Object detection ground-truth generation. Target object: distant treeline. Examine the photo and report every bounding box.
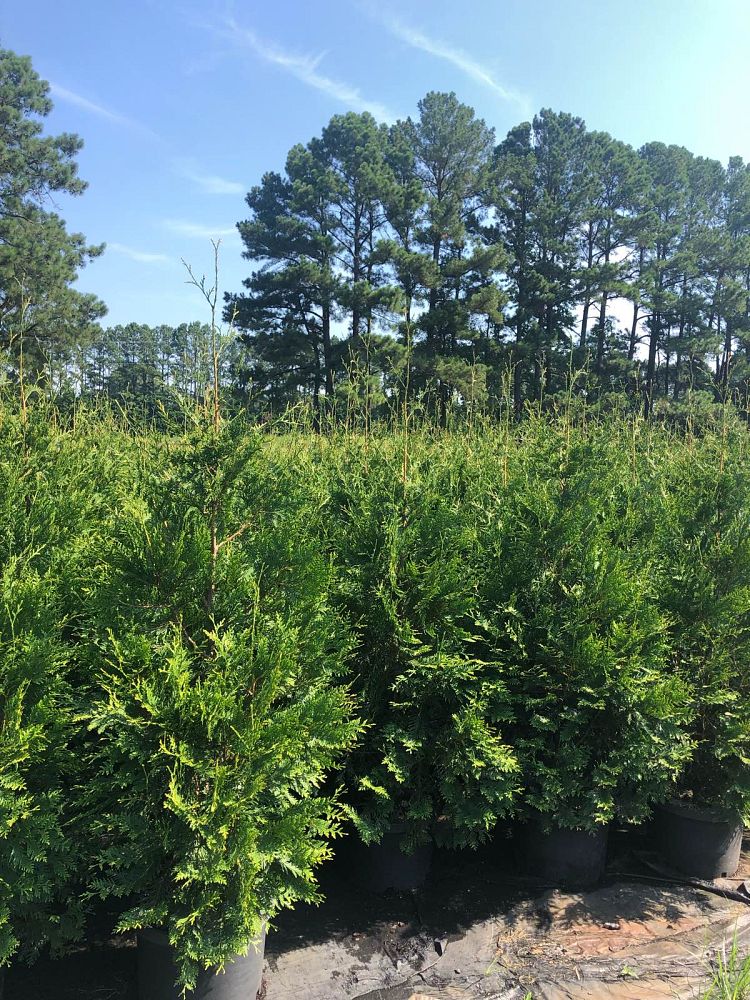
[2,45,749,419]
[51,322,245,414]
[226,95,750,419]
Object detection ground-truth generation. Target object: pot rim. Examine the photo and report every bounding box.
[660,797,743,825]
[525,812,610,837]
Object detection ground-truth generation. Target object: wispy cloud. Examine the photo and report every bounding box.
[178,166,245,196]
[109,242,171,264]
[219,17,395,122]
[375,13,530,114]
[50,82,157,136]
[164,219,238,240]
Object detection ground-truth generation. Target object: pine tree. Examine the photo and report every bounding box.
[0,48,105,380]
[229,152,341,416]
[404,92,499,415]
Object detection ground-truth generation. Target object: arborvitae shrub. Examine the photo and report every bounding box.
[0,407,99,968]
[476,420,693,830]
[80,417,361,990]
[0,567,82,966]
[648,423,750,814]
[4,390,750,983]
[324,435,519,849]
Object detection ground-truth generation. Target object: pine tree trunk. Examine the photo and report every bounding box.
[596,235,611,375]
[629,302,641,361]
[596,290,607,374]
[580,228,594,348]
[424,236,442,369]
[514,314,523,418]
[312,337,322,423]
[322,301,334,400]
[722,316,732,395]
[628,247,645,361]
[580,297,590,348]
[674,277,688,400]
[352,209,362,343]
[644,312,659,418]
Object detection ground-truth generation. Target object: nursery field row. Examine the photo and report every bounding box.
[2,400,750,995]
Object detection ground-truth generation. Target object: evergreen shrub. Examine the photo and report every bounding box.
[648,422,750,816]
[79,418,361,990]
[475,419,693,831]
[0,408,102,968]
[324,434,520,849]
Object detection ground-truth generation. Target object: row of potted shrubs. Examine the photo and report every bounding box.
[3,404,750,997]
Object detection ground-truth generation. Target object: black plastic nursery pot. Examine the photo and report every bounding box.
[521,819,609,888]
[137,926,266,1000]
[654,799,743,879]
[343,823,433,893]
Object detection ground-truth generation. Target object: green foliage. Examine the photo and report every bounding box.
[2,386,750,985]
[0,405,109,967]
[220,90,750,420]
[1,44,749,975]
[79,415,361,989]
[476,419,693,830]
[323,434,520,848]
[0,48,105,377]
[0,48,85,213]
[701,927,750,1000]
[1,45,750,417]
[646,420,750,813]
[0,565,81,966]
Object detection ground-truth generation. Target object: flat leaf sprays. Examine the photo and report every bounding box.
[325,432,520,851]
[476,416,692,834]
[81,415,361,991]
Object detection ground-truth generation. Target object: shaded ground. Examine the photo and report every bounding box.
[7,830,750,1000]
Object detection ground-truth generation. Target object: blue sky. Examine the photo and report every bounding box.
[5,0,750,327]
